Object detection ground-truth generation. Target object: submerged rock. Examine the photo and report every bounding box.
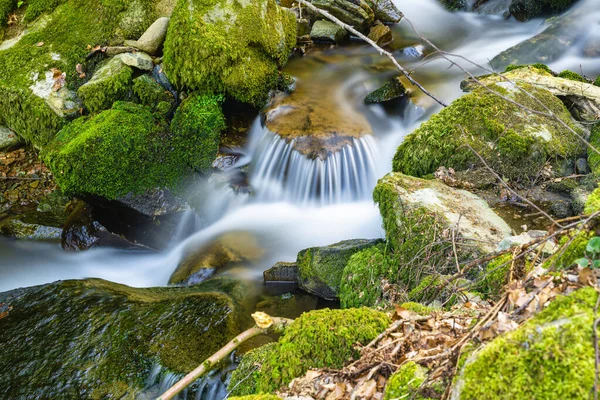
[124,16,170,56]
[0,126,21,151]
[163,0,296,106]
[297,238,383,300]
[364,76,407,104]
[228,308,390,396]
[0,278,244,399]
[451,287,597,399]
[170,232,265,285]
[393,74,584,182]
[310,20,348,43]
[509,0,577,21]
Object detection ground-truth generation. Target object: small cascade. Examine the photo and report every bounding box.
[249,127,381,206]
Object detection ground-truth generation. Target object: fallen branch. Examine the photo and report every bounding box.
[295,0,448,107]
[157,312,294,400]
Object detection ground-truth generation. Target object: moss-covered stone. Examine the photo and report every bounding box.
[440,0,466,11]
[557,69,587,82]
[504,63,553,75]
[588,123,600,174]
[297,239,383,300]
[0,278,242,399]
[339,243,400,308]
[364,76,407,104]
[393,81,583,182]
[310,0,374,32]
[132,74,175,112]
[595,76,600,87]
[584,187,600,214]
[0,0,158,147]
[170,92,226,172]
[0,0,16,28]
[43,99,223,200]
[509,0,575,21]
[228,308,390,396]
[383,361,430,400]
[77,56,134,113]
[541,230,593,270]
[163,0,296,107]
[452,287,597,399]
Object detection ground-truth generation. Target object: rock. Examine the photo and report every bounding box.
[310,20,348,43]
[0,1,157,148]
[364,76,407,104]
[394,70,585,182]
[77,56,133,113]
[308,0,375,33]
[496,230,556,255]
[0,278,243,399]
[116,187,186,218]
[451,287,597,399]
[132,74,176,113]
[163,0,296,106]
[0,217,62,240]
[124,17,170,55]
[264,262,299,283]
[296,238,383,300]
[364,0,402,23]
[576,158,590,174]
[170,232,265,285]
[440,0,467,11]
[29,70,83,119]
[228,308,390,396]
[551,199,574,218]
[296,18,311,37]
[374,173,512,258]
[119,51,154,71]
[43,99,224,200]
[367,21,392,45]
[473,0,511,16]
[0,126,21,151]
[509,0,576,21]
[462,65,600,122]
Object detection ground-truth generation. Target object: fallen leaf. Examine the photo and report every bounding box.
[579,267,597,286]
[36,42,44,47]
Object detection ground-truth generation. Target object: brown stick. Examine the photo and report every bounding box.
[295,0,448,107]
[157,313,294,400]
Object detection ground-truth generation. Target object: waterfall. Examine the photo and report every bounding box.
[248,127,380,206]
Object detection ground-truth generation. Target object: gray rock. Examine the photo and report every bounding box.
[117,188,186,217]
[124,17,169,55]
[551,200,574,218]
[119,52,154,71]
[365,0,402,23]
[0,218,62,241]
[29,70,83,118]
[264,262,299,283]
[576,158,590,174]
[364,76,407,104]
[0,126,21,151]
[367,20,392,45]
[297,238,384,300]
[310,20,348,43]
[473,0,511,17]
[309,0,374,33]
[496,230,556,256]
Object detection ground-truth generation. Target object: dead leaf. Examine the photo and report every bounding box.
[579,267,597,286]
[36,42,44,47]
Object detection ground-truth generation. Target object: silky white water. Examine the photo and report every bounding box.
[1,0,599,293]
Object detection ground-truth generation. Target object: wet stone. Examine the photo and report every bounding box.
[264,262,299,283]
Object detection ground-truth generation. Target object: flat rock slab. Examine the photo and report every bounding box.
[124,17,169,55]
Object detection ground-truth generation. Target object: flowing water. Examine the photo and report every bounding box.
[2,0,599,291]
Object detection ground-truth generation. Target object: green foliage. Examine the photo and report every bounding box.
[228,308,390,396]
[572,237,600,269]
[476,254,513,298]
[0,0,157,147]
[557,70,586,82]
[392,83,582,182]
[23,0,65,22]
[339,244,400,308]
[170,92,226,172]
[0,278,240,399]
[585,187,600,214]
[542,231,593,270]
[594,76,600,87]
[383,361,430,400]
[504,63,553,74]
[77,56,134,113]
[399,302,438,314]
[456,287,597,399]
[0,0,16,27]
[163,0,296,107]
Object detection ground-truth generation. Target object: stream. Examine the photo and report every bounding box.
[1,0,599,308]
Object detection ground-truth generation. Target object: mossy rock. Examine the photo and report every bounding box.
[228,307,390,396]
[595,76,600,87]
[297,238,383,300]
[451,286,598,399]
[132,74,175,113]
[163,0,296,107]
[557,69,587,83]
[509,0,576,21]
[339,243,400,308]
[77,55,134,113]
[393,80,583,182]
[373,173,511,288]
[364,76,407,104]
[0,0,159,148]
[440,0,467,11]
[588,123,600,174]
[383,361,432,400]
[309,0,374,33]
[43,100,224,200]
[0,278,243,399]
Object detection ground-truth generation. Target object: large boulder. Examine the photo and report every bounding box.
[163,0,296,107]
[0,0,160,148]
[297,238,383,300]
[228,308,390,396]
[0,278,245,399]
[393,74,584,182]
[451,287,597,399]
[43,98,224,200]
[77,55,134,113]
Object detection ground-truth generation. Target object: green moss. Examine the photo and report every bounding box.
[23,0,65,22]
[585,187,600,214]
[340,244,400,308]
[504,63,553,74]
[0,0,157,147]
[132,74,175,112]
[588,123,600,174]
[228,308,390,396]
[229,396,282,400]
[77,56,134,113]
[0,0,16,27]
[399,302,438,315]
[229,343,278,397]
[455,287,597,399]
[476,254,513,298]
[557,69,587,82]
[392,83,583,182]
[542,231,593,270]
[170,92,226,172]
[441,0,466,11]
[0,278,241,399]
[594,76,600,87]
[383,361,430,400]
[163,0,296,107]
